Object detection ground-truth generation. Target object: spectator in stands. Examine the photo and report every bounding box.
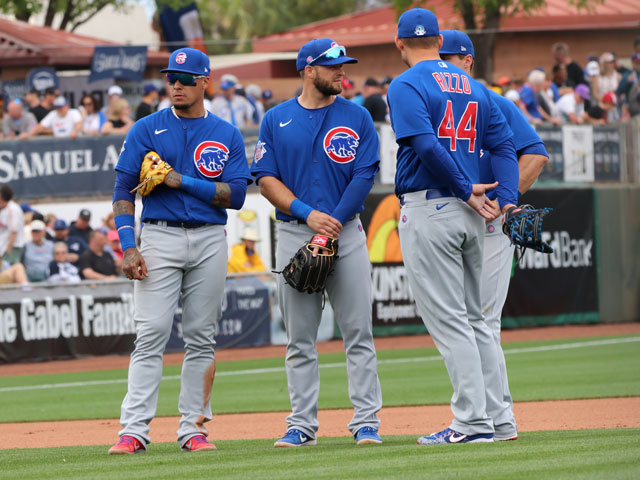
[520,70,561,125]
[210,73,255,128]
[552,42,586,87]
[340,77,358,101]
[597,52,621,103]
[261,89,277,112]
[44,213,56,241]
[69,208,93,244]
[0,185,25,265]
[21,219,54,282]
[53,219,87,264]
[135,83,158,121]
[104,85,123,117]
[157,86,171,111]
[556,84,590,124]
[616,53,640,120]
[77,230,117,280]
[47,242,81,283]
[362,77,388,122]
[103,212,116,232]
[227,229,266,273]
[537,74,559,121]
[245,83,265,124]
[106,229,123,274]
[0,259,28,286]
[23,96,82,139]
[80,94,106,135]
[497,76,511,94]
[24,89,44,122]
[585,59,601,102]
[32,87,56,123]
[2,99,37,140]
[102,98,134,135]
[587,91,620,124]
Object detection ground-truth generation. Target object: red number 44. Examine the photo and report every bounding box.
[437,100,478,153]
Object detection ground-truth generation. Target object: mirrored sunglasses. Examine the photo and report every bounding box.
[166,73,206,87]
[307,45,346,66]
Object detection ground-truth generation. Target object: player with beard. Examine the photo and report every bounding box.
[251,38,383,447]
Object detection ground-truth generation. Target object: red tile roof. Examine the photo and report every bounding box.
[253,0,640,52]
[0,17,169,67]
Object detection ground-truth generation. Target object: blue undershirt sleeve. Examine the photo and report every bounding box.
[331,177,374,225]
[228,179,248,210]
[112,171,138,203]
[489,139,519,208]
[408,134,472,201]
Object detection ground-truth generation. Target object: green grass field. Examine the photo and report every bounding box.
[1,335,638,423]
[1,333,639,479]
[0,430,638,480]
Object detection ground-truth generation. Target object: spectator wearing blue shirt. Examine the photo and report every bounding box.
[519,70,561,125]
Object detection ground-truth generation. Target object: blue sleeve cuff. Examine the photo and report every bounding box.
[290,199,313,221]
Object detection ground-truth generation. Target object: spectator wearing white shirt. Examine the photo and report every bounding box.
[556,84,590,124]
[80,94,106,135]
[48,242,81,283]
[0,185,25,265]
[597,52,621,102]
[24,96,82,139]
[210,73,254,127]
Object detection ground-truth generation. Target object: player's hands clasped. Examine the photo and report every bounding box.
[122,248,149,280]
[466,182,499,220]
[306,210,342,238]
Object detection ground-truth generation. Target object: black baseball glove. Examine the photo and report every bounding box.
[279,235,339,294]
[502,204,554,261]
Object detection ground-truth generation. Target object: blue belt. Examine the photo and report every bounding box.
[147,219,208,229]
[399,188,453,206]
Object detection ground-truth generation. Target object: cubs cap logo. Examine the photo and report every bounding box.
[194,141,229,178]
[176,52,187,64]
[414,25,426,36]
[323,126,359,163]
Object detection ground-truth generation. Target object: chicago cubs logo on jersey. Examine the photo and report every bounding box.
[323,127,359,163]
[176,52,187,64]
[194,141,229,178]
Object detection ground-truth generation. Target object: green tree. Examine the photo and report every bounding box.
[392,0,601,81]
[0,0,128,31]
[198,0,373,54]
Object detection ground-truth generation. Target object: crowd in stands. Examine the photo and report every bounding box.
[0,185,122,287]
[2,36,636,139]
[493,39,640,126]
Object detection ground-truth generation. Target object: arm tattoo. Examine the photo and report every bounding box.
[211,182,231,208]
[165,170,182,189]
[113,200,135,215]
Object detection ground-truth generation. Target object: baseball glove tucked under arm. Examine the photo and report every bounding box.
[502,204,554,261]
[278,235,339,294]
[130,151,174,196]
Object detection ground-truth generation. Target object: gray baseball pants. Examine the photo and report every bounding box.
[276,217,382,438]
[397,191,512,435]
[118,222,227,447]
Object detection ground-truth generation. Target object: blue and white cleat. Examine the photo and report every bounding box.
[417,428,494,445]
[355,426,382,445]
[274,429,317,447]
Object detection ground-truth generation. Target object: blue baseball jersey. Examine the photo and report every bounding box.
[479,90,549,184]
[116,108,252,224]
[519,84,542,119]
[387,60,513,196]
[250,96,379,221]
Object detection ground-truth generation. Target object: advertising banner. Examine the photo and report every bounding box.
[563,125,595,182]
[89,46,148,83]
[536,125,564,181]
[503,188,599,325]
[593,126,623,182]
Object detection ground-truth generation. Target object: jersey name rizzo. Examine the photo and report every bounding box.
[432,72,472,95]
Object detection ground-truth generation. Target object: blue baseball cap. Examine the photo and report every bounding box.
[397,8,439,39]
[439,30,475,59]
[161,48,210,76]
[54,219,68,230]
[143,82,158,95]
[296,38,358,72]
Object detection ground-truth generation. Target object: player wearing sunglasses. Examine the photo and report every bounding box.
[109,47,252,455]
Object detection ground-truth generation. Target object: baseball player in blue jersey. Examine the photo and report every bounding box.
[439,29,549,442]
[387,9,520,445]
[108,48,252,454]
[251,38,383,447]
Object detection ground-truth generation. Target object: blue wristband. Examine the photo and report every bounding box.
[114,214,136,251]
[181,174,217,204]
[289,199,313,221]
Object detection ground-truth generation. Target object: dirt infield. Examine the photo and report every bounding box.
[1,322,638,450]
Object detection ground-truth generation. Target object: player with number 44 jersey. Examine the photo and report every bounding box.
[387,8,519,446]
